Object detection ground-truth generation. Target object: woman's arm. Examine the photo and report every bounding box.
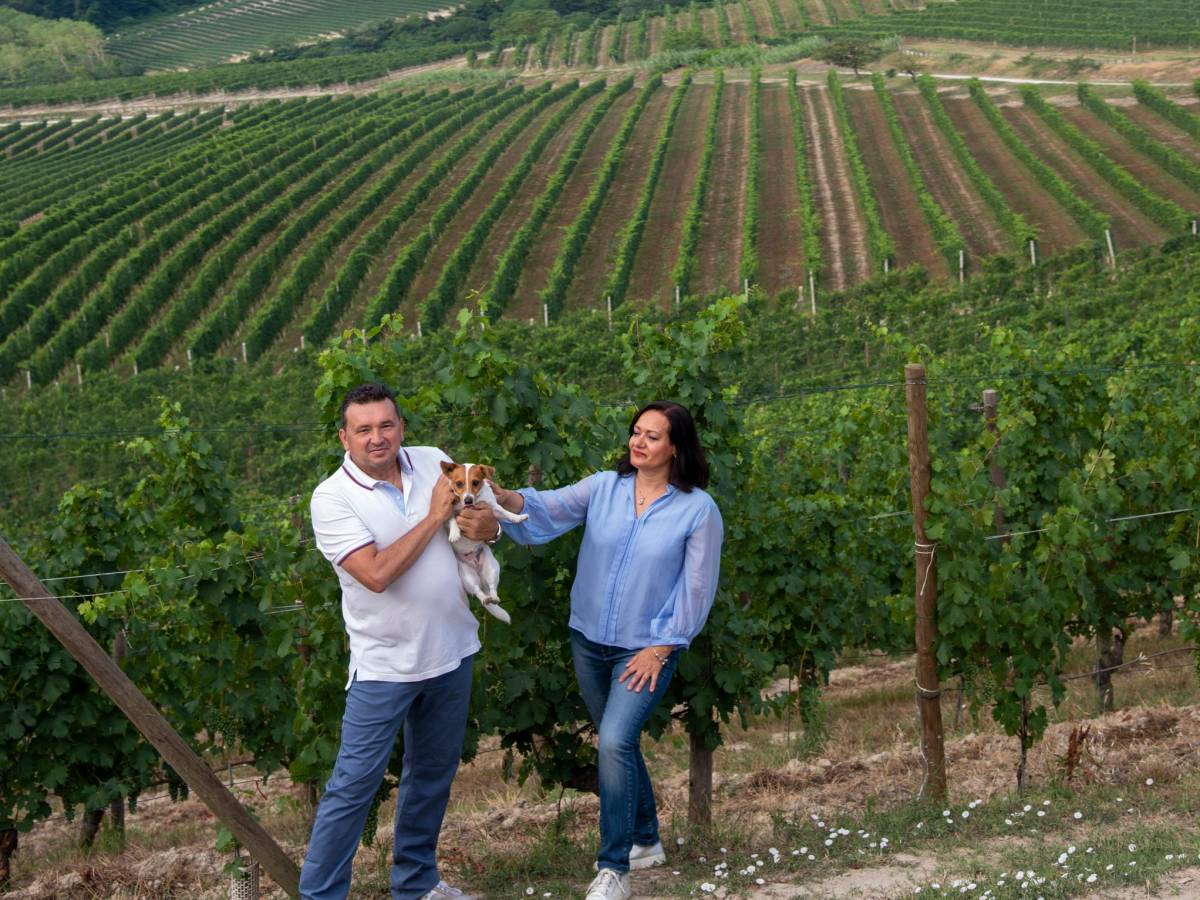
[650,502,724,647]
[490,472,599,545]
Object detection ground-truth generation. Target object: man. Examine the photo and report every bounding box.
[300,382,500,900]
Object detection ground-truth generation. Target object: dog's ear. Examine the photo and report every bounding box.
[440,460,457,475]
[478,465,495,480]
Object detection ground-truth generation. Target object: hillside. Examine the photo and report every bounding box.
[1,71,1198,392]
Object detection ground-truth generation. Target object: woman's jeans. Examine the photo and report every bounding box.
[570,628,679,874]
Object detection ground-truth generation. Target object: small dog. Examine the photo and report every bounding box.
[440,461,528,625]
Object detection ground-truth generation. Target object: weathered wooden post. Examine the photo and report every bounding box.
[905,363,947,801]
[0,537,301,898]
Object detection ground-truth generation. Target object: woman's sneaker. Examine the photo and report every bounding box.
[592,842,667,872]
[585,868,631,900]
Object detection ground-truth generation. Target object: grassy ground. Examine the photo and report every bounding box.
[4,620,1199,899]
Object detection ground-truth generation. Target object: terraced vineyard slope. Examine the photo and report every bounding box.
[106,0,462,70]
[2,74,1199,386]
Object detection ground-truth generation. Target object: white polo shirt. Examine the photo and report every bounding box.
[310,445,480,686]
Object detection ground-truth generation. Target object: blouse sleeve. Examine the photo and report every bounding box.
[650,500,724,647]
[500,472,598,545]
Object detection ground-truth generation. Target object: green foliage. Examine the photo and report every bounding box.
[787,70,823,283]
[741,68,762,284]
[672,70,724,296]
[1133,80,1200,143]
[0,7,115,85]
[814,38,883,75]
[871,72,964,271]
[917,75,1035,249]
[1077,83,1200,196]
[420,81,600,332]
[483,77,633,319]
[539,74,661,319]
[967,79,1109,239]
[604,72,692,308]
[827,70,894,271]
[1023,85,1190,233]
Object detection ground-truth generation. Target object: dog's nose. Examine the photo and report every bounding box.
[463,495,475,506]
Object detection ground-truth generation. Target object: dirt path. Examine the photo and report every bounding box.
[1003,104,1169,248]
[457,92,604,319]
[0,56,471,122]
[1060,102,1200,213]
[843,87,945,277]
[940,90,1085,256]
[696,80,749,296]
[509,90,638,321]
[803,83,871,289]
[892,88,1011,260]
[756,82,807,294]
[565,86,672,311]
[626,82,710,307]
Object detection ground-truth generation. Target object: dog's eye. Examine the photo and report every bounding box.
[455,481,464,488]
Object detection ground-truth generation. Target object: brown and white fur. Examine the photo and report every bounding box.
[440,461,528,625]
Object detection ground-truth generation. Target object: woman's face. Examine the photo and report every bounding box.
[629,410,673,473]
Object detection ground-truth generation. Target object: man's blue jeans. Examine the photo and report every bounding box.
[299,656,474,900]
[570,629,678,874]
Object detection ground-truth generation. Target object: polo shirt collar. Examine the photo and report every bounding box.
[341,448,413,491]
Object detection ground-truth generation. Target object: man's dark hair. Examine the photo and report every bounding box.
[615,400,710,491]
[339,383,401,429]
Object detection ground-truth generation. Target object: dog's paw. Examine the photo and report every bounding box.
[482,600,512,625]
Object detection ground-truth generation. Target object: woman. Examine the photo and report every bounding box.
[490,401,723,900]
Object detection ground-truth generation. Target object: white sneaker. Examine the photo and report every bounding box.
[629,841,666,870]
[419,881,476,900]
[593,842,667,872]
[585,868,631,900]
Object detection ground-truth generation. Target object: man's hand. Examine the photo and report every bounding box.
[457,503,499,542]
[428,476,457,525]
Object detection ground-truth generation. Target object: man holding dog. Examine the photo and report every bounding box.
[300,382,499,900]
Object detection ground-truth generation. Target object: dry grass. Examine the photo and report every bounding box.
[4,620,1198,899]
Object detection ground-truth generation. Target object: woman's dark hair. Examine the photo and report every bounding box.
[616,401,710,490]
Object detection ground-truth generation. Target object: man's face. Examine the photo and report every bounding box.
[339,400,404,475]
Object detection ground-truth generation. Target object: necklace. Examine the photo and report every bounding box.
[636,476,665,507]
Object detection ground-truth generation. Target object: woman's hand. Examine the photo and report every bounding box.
[487,479,525,514]
[618,645,675,693]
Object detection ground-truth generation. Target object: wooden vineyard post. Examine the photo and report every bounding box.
[905,364,947,801]
[0,536,302,899]
[1105,228,1117,267]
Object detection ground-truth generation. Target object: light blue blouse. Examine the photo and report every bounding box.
[501,470,723,649]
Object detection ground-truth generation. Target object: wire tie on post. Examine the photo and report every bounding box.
[914,540,936,598]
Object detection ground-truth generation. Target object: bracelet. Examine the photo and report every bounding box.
[651,649,669,666]
[485,523,503,545]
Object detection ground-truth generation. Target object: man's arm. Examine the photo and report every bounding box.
[339,476,457,593]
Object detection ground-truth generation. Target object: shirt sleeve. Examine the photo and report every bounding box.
[650,501,724,648]
[311,488,373,566]
[501,473,598,545]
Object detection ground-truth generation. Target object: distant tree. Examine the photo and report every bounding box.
[493,0,560,44]
[814,38,883,77]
